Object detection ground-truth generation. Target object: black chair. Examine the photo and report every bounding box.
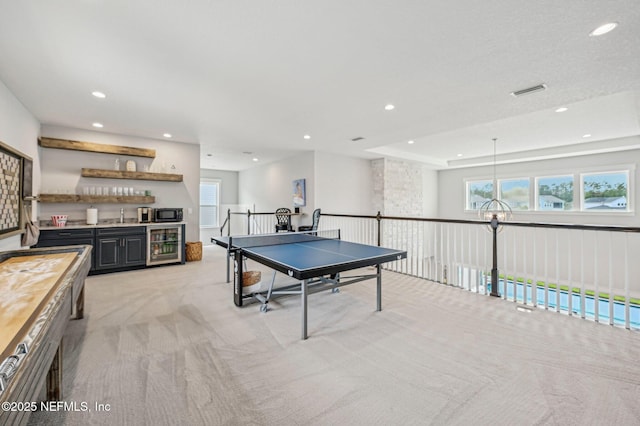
[275,208,293,232]
[298,208,321,232]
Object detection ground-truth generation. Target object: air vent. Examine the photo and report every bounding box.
[510,84,547,97]
[351,137,365,142]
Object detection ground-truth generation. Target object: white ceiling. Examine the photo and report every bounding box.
[1,1,639,171]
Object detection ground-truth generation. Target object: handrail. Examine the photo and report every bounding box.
[222,209,640,234]
[324,212,640,233]
[219,208,639,329]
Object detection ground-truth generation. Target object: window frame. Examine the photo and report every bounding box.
[535,174,575,212]
[498,177,531,211]
[464,165,634,215]
[465,179,494,211]
[200,178,221,228]
[580,170,631,213]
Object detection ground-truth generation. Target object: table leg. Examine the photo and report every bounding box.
[301,279,308,340]
[234,252,244,307]
[76,285,85,319]
[376,264,382,311]
[46,340,63,400]
[226,248,231,283]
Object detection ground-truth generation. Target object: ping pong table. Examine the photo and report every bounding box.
[212,230,407,339]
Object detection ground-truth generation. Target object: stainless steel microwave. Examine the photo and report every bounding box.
[153,208,183,222]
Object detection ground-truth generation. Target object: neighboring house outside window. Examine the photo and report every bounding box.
[539,195,565,210]
[583,196,627,210]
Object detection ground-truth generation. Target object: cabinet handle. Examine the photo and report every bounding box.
[59,232,72,236]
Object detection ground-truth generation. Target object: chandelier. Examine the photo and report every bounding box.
[478,138,512,230]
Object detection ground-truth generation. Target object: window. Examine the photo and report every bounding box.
[536,176,573,211]
[465,168,632,214]
[200,179,220,227]
[466,180,493,210]
[500,178,530,210]
[581,171,629,211]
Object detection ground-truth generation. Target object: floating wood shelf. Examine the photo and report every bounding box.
[39,137,156,158]
[39,194,156,204]
[81,168,183,182]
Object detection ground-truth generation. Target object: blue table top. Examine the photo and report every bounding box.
[248,238,398,269]
[213,235,406,280]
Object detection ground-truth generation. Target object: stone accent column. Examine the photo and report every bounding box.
[371,158,423,217]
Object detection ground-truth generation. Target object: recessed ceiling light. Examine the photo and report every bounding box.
[163,133,172,138]
[589,22,618,37]
[303,134,311,140]
[92,122,103,128]
[384,104,395,111]
[407,140,414,144]
[457,153,463,157]
[583,134,592,138]
[92,91,106,99]
[252,157,259,162]
[555,107,568,113]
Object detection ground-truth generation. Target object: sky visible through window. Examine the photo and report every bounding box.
[500,178,530,210]
[583,172,627,194]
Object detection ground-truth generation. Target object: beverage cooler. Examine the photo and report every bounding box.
[147,224,183,266]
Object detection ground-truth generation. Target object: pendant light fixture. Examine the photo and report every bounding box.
[479,138,511,298]
[478,138,512,229]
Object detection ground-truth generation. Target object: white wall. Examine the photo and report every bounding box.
[238,151,376,232]
[315,151,373,215]
[40,125,201,241]
[437,144,640,227]
[0,79,40,252]
[239,151,315,230]
[422,167,438,218]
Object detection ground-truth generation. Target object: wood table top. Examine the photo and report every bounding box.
[0,252,77,361]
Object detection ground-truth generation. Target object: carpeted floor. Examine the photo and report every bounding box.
[27,245,640,425]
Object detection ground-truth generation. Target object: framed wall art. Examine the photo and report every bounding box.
[292,178,306,207]
[0,140,29,239]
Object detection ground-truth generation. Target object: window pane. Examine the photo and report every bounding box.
[582,172,628,211]
[200,180,220,226]
[200,206,218,227]
[467,180,493,210]
[537,176,573,211]
[200,183,218,206]
[500,178,530,210]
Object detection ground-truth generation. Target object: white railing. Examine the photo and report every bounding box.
[321,213,640,331]
[221,210,277,236]
[220,209,640,330]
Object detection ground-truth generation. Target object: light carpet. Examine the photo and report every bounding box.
[27,245,640,425]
